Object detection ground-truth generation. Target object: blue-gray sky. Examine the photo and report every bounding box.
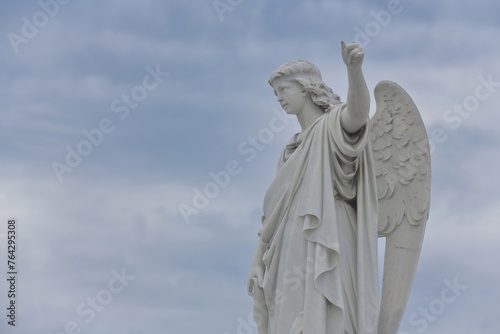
[1,1,499,333]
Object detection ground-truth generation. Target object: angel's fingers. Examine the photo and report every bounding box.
[341,40,346,50]
[347,48,360,61]
[344,42,360,52]
[348,50,356,64]
[349,51,364,64]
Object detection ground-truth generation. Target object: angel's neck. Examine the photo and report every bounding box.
[297,105,324,131]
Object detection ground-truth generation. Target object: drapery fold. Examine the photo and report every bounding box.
[250,104,379,334]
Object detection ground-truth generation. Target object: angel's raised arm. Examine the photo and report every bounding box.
[339,41,370,134]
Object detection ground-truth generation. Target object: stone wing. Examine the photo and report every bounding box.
[370,80,431,334]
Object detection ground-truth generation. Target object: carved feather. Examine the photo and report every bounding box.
[370,81,431,236]
[370,81,431,334]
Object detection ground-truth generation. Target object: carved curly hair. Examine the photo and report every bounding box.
[268,60,341,111]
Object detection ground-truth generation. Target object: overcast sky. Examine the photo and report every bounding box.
[0,1,499,333]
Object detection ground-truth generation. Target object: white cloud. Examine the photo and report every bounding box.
[1,1,499,333]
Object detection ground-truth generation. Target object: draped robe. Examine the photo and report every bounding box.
[249,103,379,334]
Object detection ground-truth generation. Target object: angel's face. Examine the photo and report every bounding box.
[273,79,308,115]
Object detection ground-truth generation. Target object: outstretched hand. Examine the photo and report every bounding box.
[341,41,364,68]
[339,40,369,133]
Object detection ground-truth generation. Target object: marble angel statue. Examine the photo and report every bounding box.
[247,41,431,334]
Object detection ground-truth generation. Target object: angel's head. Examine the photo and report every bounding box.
[268,60,341,114]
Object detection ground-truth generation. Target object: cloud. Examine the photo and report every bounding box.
[1,1,499,333]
